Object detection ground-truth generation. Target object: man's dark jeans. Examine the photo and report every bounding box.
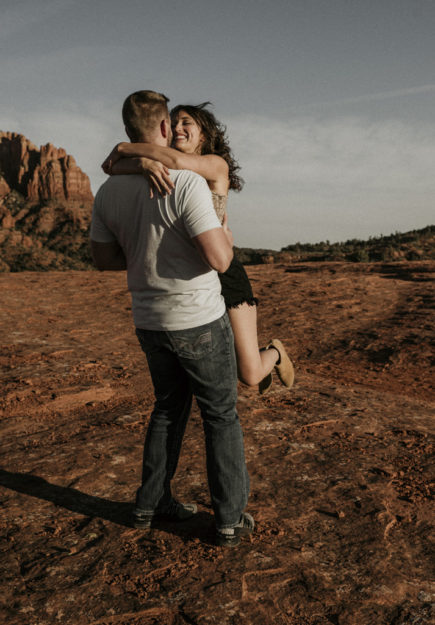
[135,313,250,529]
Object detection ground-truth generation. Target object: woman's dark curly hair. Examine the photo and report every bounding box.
[170,102,244,192]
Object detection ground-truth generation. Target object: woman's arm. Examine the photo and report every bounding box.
[104,142,228,184]
[110,157,175,197]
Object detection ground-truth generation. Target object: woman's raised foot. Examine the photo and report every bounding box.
[268,339,295,389]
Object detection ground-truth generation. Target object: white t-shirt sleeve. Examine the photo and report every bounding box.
[90,189,117,242]
[176,171,221,238]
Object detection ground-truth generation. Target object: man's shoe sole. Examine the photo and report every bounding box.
[133,503,197,529]
[215,512,254,547]
[133,518,152,529]
[215,533,241,547]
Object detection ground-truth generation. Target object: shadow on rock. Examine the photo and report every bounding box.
[0,467,132,527]
[0,468,217,542]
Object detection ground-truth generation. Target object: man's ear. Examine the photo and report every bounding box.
[160,118,170,139]
[124,125,133,141]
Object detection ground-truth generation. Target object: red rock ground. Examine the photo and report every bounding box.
[0,262,433,625]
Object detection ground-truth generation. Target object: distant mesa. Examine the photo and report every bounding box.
[0,131,93,206]
[0,131,94,272]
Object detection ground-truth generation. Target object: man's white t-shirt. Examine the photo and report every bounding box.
[90,169,226,331]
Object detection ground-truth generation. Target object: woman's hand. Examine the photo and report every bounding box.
[222,212,234,248]
[100,146,175,198]
[140,158,175,198]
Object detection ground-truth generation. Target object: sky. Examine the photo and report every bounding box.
[1,0,435,249]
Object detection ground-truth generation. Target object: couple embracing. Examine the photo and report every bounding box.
[90,90,294,547]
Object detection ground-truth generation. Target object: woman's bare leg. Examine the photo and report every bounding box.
[227,303,278,386]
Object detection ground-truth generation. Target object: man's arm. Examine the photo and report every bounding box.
[192,217,233,273]
[91,240,127,271]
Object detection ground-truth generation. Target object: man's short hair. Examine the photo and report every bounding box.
[122,90,170,141]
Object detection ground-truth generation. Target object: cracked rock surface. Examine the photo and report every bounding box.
[1,262,433,625]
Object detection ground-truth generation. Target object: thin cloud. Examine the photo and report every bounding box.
[226,114,435,247]
[314,84,435,108]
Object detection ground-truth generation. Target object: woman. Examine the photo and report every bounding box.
[102,103,294,394]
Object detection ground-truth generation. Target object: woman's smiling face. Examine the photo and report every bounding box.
[172,111,204,154]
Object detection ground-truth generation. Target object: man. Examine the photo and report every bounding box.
[90,90,253,547]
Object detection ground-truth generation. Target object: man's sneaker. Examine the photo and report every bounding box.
[216,512,255,547]
[133,500,198,529]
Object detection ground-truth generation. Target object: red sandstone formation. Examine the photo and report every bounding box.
[0,131,93,205]
[0,132,94,271]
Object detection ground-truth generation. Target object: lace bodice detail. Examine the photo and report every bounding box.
[211,192,228,224]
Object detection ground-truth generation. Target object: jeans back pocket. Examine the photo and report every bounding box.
[171,329,213,359]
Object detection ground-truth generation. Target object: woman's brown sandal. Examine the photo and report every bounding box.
[258,371,273,395]
[269,339,295,389]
